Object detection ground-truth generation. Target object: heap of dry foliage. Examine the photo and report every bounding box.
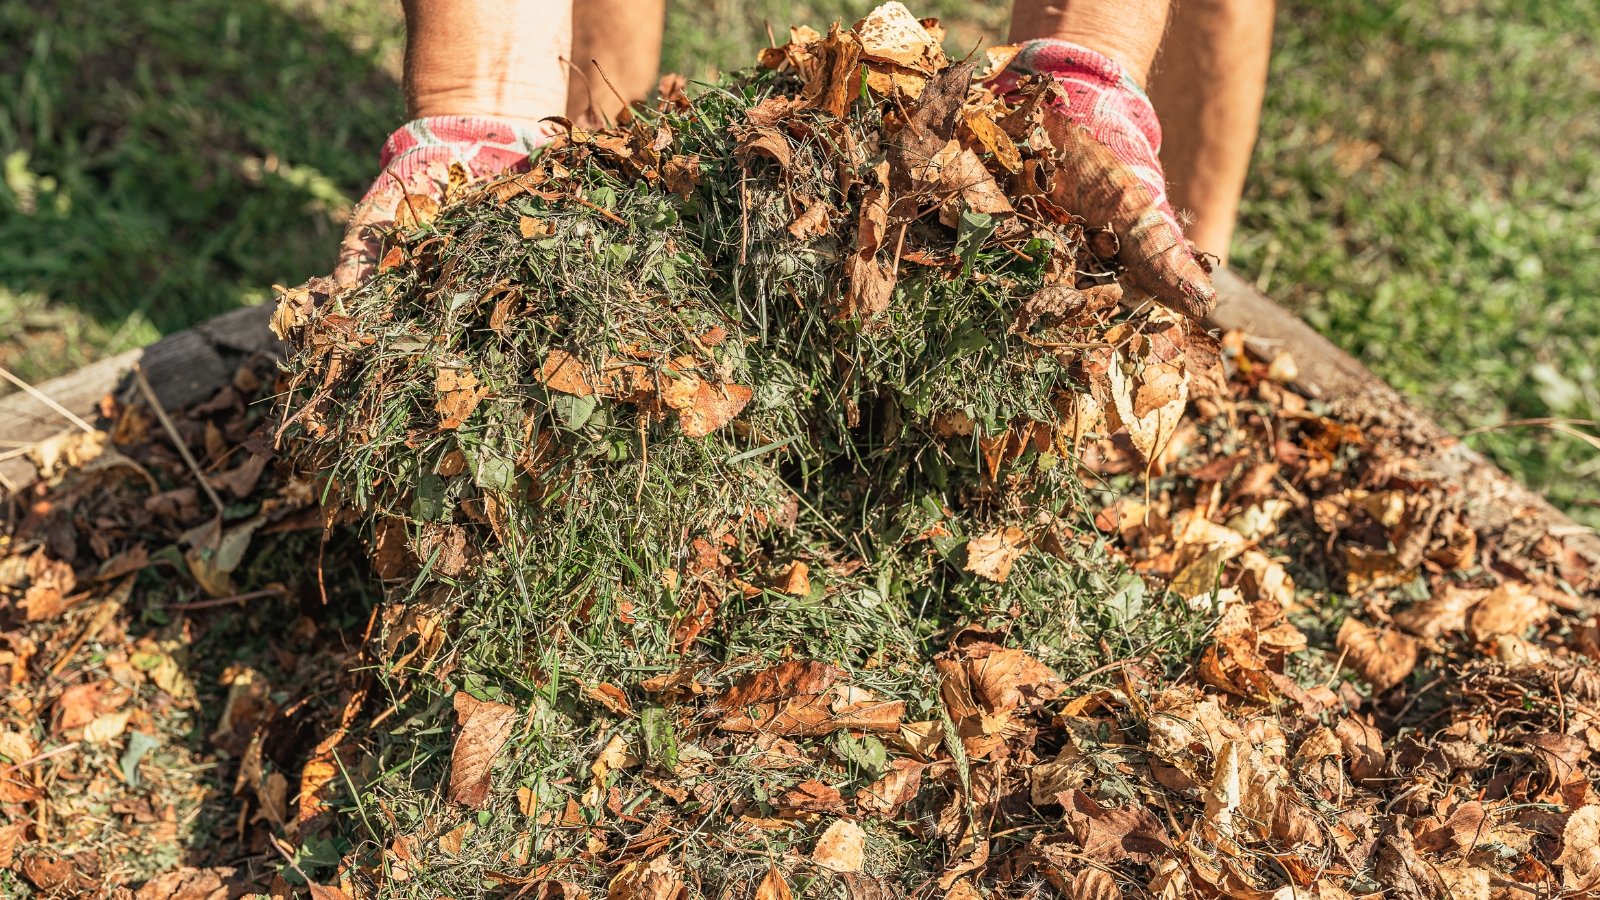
[1,4,1598,899]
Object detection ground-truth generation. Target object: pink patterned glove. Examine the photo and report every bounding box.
[992,41,1215,318]
[335,116,552,285]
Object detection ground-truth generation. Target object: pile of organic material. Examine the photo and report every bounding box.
[269,3,1219,895]
[6,3,1600,899]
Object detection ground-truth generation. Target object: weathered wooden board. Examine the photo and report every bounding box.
[0,302,277,491]
[1208,268,1600,588]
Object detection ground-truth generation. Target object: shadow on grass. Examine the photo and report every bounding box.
[0,0,402,381]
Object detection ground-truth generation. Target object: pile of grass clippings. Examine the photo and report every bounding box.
[269,3,1221,894]
[19,3,1558,900]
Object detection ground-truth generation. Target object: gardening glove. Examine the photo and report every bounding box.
[992,40,1215,319]
[335,115,551,286]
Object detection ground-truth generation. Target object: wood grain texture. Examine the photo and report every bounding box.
[0,303,276,491]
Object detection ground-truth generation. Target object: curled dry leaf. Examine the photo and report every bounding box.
[608,855,686,900]
[1335,617,1418,693]
[964,526,1030,583]
[855,1,945,73]
[812,818,866,873]
[715,660,843,711]
[1467,582,1548,642]
[1068,869,1124,900]
[1558,804,1600,890]
[755,865,795,900]
[448,692,518,808]
[857,758,925,816]
[435,365,489,430]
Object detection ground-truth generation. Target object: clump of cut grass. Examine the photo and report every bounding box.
[275,8,1214,894]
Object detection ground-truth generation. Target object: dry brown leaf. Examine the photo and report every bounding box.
[964,526,1029,583]
[787,199,831,239]
[716,660,843,712]
[1558,805,1600,889]
[1335,617,1418,693]
[518,215,553,238]
[608,855,686,900]
[82,709,133,744]
[438,821,474,855]
[856,1,945,72]
[754,865,795,900]
[778,561,811,597]
[1467,582,1549,642]
[856,758,925,816]
[812,818,866,873]
[676,381,753,437]
[1335,716,1387,784]
[537,350,596,396]
[1062,789,1171,864]
[129,867,235,900]
[1397,586,1487,642]
[963,106,1022,173]
[584,682,635,717]
[783,779,846,814]
[1068,869,1124,900]
[448,692,518,808]
[663,154,701,199]
[967,647,1064,713]
[1107,352,1188,465]
[395,193,440,229]
[435,365,489,430]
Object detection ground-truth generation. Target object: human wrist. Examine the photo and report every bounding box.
[1007,1,1167,86]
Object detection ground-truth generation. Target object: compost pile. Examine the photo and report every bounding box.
[4,3,1600,899]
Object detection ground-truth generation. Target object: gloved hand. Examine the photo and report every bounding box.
[992,40,1215,319]
[335,116,551,286]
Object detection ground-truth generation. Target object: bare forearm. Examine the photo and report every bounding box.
[1008,0,1171,85]
[402,0,572,127]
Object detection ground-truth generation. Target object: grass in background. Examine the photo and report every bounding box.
[0,0,402,379]
[1234,0,1600,523]
[1,0,1594,519]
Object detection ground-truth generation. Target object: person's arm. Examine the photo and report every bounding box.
[1002,1,1217,318]
[335,0,574,286]
[1009,0,1169,85]
[403,0,571,129]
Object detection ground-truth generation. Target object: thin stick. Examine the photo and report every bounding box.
[167,585,286,611]
[0,742,80,778]
[569,193,628,226]
[132,363,225,515]
[589,59,632,124]
[0,365,96,434]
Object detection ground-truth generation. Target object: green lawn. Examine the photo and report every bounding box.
[2,0,1595,520]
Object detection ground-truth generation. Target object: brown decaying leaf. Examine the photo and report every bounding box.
[964,526,1029,583]
[812,818,866,872]
[754,865,795,900]
[126,867,235,900]
[718,683,905,736]
[1467,581,1549,642]
[715,660,843,711]
[1068,869,1124,900]
[435,365,490,430]
[608,855,687,900]
[1335,617,1419,693]
[448,692,518,808]
[857,758,926,816]
[1062,790,1172,864]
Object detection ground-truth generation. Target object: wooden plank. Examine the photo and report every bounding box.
[1209,268,1600,588]
[0,302,276,492]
